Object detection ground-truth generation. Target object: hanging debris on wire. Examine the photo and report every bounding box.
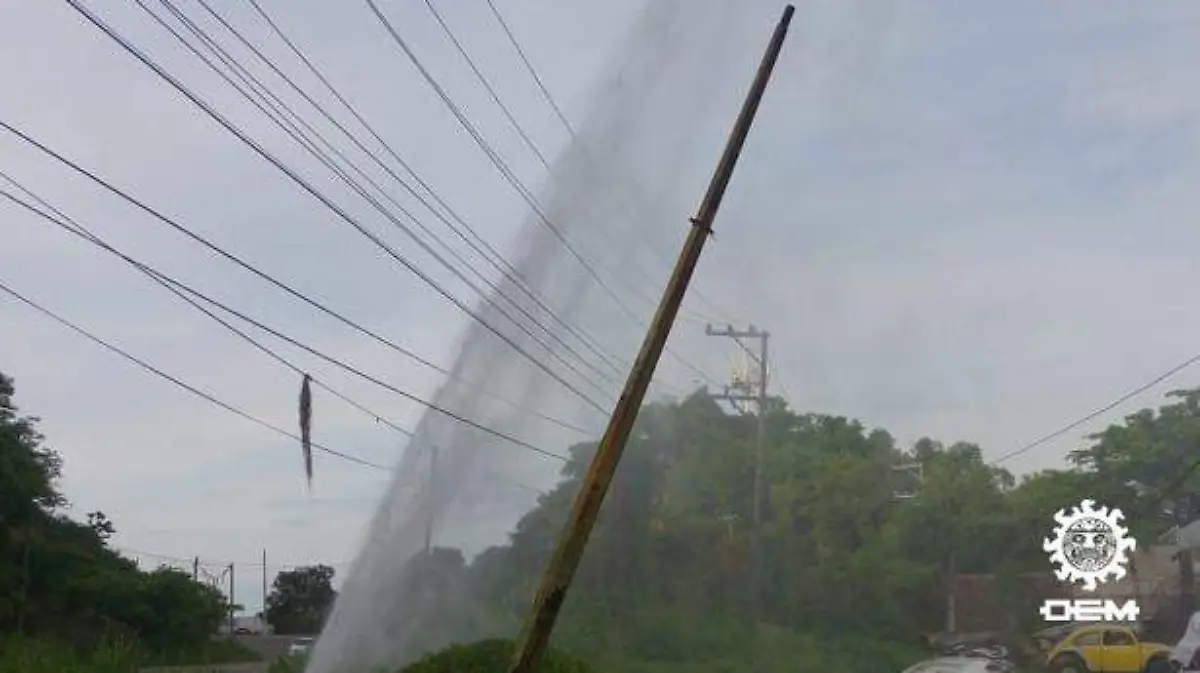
[299,373,313,487]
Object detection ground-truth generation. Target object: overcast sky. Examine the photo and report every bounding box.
[5,1,1200,612]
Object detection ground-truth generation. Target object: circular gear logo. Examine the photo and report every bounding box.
[1043,499,1136,591]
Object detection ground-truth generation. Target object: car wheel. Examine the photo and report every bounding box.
[1145,656,1172,673]
[1050,654,1089,673]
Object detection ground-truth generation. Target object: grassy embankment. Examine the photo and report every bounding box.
[0,635,260,673]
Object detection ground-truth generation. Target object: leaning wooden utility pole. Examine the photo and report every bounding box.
[508,7,794,672]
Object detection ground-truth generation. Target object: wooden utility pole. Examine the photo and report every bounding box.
[425,445,439,554]
[508,7,794,672]
[261,549,268,618]
[1176,499,1196,625]
[705,323,770,616]
[946,552,958,633]
[228,562,236,634]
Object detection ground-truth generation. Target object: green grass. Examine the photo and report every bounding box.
[269,652,309,673]
[0,636,142,673]
[0,635,261,673]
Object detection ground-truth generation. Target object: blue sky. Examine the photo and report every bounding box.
[5,0,1200,613]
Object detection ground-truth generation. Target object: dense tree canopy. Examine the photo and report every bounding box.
[412,385,1200,671]
[9,360,1200,671]
[265,564,338,635]
[0,372,228,651]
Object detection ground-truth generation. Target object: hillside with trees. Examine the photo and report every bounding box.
[403,388,1200,671]
[7,360,1200,672]
[0,371,249,669]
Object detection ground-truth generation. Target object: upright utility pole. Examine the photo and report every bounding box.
[508,8,794,672]
[1176,499,1196,624]
[228,562,236,634]
[424,445,439,555]
[261,550,268,617]
[706,323,770,616]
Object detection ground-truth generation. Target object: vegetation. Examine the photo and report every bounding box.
[406,387,1200,672]
[8,359,1200,672]
[267,564,338,635]
[0,634,260,673]
[400,639,592,673]
[0,371,258,668]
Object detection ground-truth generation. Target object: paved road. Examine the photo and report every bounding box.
[141,664,269,673]
[139,634,312,673]
[234,633,307,663]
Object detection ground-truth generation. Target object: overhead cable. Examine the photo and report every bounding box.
[0,279,390,471]
[65,0,613,415]
[237,0,637,386]
[0,118,595,436]
[992,353,1200,465]
[153,0,629,390]
[0,188,570,463]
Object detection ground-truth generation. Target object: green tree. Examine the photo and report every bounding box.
[0,370,227,652]
[1070,388,1200,536]
[265,564,337,634]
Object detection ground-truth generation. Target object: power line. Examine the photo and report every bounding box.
[0,118,594,437]
[420,0,549,171]
[114,546,352,573]
[365,0,723,389]
[413,0,726,388]
[482,0,573,135]
[991,352,1200,465]
[479,0,740,328]
[236,0,639,390]
[66,0,614,416]
[0,187,570,464]
[155,0,630,392]
[0,279,390,472]
[0,175,413,445]
[364,0,616,310]
[137,0,621,402]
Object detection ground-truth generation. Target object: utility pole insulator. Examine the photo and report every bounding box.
[228,562,236,635]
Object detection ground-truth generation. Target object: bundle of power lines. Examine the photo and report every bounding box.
[1,0,741,488]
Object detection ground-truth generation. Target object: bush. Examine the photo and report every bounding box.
[401,639,594,673]
[0,636,140,673]
[0,634,260,673]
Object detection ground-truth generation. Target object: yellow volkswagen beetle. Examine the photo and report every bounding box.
[1045,624,1172,673]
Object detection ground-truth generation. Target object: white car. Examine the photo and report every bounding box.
[287,637,314,657]
[902,656,1015,673]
